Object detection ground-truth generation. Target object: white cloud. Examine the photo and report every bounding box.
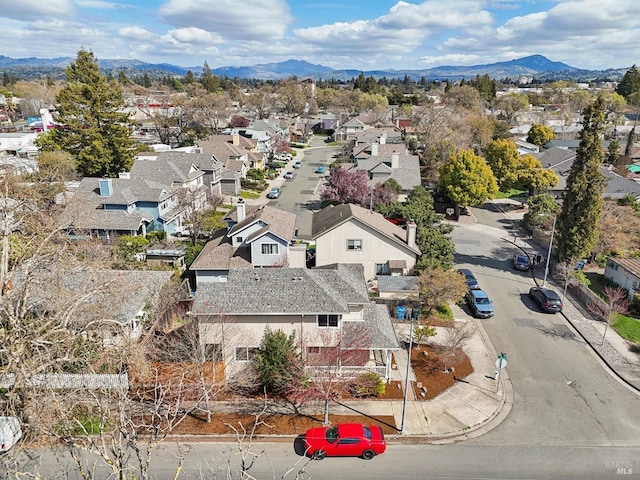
[158,0,291,41]
[434,0,640,69]
[118,25,155,41]
[76,1,130,9]
[294,0,492,56]
[419,54,486,66]
[0,0,74,20]
[166,27,224,45]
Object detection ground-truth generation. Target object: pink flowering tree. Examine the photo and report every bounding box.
[320,167,372,206]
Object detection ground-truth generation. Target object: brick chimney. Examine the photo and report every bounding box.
[371,143,378,156]
[237,198,246,222]
[406,219,417,249]
[232,133,240,146]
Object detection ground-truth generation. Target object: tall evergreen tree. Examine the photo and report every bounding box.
[400,186,455,272]
[200,61,220,93]
[616,65,640,100]
[35,49,135,177]
[607,137,620,164]
[625,127,635,158]
[554,96,607,263]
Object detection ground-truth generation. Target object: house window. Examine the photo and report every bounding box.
[235,347,258,362]
[347,239,362,251]
[235,236,243,243]
[376,263,390,275]
[204,343,223,362]
[307,346,320,355]
[261,243,279,255]
[318,314,339,328]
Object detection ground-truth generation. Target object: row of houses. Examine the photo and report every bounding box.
[2,111,427,385]
[7,96,640,386]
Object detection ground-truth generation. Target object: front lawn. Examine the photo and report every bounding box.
[612,313,640,344]
[239,190,261,199]
[495,189,526,199]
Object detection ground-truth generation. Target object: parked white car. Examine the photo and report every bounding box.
[173,225,192,237]
[0,416,23,452]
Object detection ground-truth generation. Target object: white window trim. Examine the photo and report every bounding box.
[235,346,258,362]
[347,239,362,251]
[317,314,340,328]
[261,243,279,255]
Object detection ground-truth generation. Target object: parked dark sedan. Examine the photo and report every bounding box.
[457,268,480,290]
[528,286,563,313]
[513,254,531,271]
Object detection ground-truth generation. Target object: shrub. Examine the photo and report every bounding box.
[632,292,640,313]
[253,328,305,394]
[246,168,265,180]
[116,235,150,258]
[575,270,591,288]
[147,230,166,242]
[351,372,385,397]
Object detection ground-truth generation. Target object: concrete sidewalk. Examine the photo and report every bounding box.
[359,314,511,440]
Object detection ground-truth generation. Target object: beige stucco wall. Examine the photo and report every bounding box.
[197,313,366,379]
[315,221,416,280]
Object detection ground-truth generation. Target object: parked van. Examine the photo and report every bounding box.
[0,416,22,452]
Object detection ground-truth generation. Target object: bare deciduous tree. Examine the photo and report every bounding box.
[287,323,372,426]
[440,322,474,373]
[587,286,631,346]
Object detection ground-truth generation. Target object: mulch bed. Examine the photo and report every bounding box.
[169,412,399,436]
[410,345,473,400]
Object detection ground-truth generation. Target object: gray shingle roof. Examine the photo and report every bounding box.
[191,265,369,315]
[11,267,173,327]
[376,275,420,294]
[71,207,153,231]
[311,203,421,255]
[228,204,296,243]
[353,153,421,191]
[345,304,399,349]
[130,152,206,186]
[189,228,253,271]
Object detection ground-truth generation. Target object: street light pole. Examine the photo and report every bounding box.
[400,308,419,434]
[542,215,556,287]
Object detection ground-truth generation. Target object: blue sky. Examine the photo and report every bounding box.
[0,0,637,71]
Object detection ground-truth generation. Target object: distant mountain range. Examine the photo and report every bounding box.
[0,54,629,82]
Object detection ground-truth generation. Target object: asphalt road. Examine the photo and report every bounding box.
[451,225,640,448]
[22,441,639,479]
[265,140,338,240]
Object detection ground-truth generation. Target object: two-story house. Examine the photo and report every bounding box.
[312,203,421,281]
[189,263,399,382]
[350,145,421,201]
[189,200,305,285]
[332,117,368,142]
[67,152,209,238]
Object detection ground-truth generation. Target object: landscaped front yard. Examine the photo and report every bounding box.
[145,342,472,437]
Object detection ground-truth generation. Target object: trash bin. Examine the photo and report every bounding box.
[396,305,406,320]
